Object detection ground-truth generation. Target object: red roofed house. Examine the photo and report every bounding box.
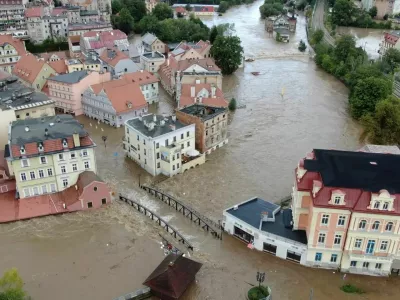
[379,31,400,56]
[193,5,214,16]
[176,82,228,108]
[292,147,400,276]
[170,40,212,61]
[0,35,27,73]
[82,71,156,127]
[99,48,139,76]
[80,30,129,54]
[174,6,187,16]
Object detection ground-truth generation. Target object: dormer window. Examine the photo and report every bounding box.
[38,142,44,152]
[20,146,25,155]
[330,190,346,205]
[62,139,68,148]
[374,201,380,209]
[383,202,389,210]
[334,196,341,205]
[369,189,395,211]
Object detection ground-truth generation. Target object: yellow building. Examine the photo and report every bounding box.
[66,57,101,73]
[6,115,97,199]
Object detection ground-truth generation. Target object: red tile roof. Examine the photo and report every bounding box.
[175,6,186,13]
[384,32,399,45]
[99,48,129,67]
[12,54,49,84]
[179,83,228,108]
[48,60,68,74]
[38,51,69,62]
[25,7,43,18]
[0,35,27,57]
[122,70,159,85]
[83,30,127,50]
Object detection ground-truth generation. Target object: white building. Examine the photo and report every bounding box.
[223,197,308,265]
[124,114,205,177]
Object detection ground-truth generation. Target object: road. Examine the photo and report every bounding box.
[312,0,335,46]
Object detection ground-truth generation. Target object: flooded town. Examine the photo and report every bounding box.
[1,0,400,299]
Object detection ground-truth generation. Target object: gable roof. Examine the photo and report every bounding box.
[25,7,43,18]
[83,30,127,50]
[143,253,202,299]
[38,51,68,62]
[179,83,228,108]
[76,171,104,194]
[99,48,129,67]
[122,70,159,86]
[0,35,26,56]
[48,60,68,74]
[12,54,49,84]
[194,5,214,12]
[142,32,158,45]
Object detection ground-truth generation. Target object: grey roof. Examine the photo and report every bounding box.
[10,115,87,146]
[171,48,185,56]
[274,27,290,35]
[0,77,53,111]
[359,144,400,154]
[49,70,89,84]
[126,114,189,138]
[142,33,157,45]
[128,44,140,58]
[142,51,164,59]
[179,104,226,121]
[80,10,98,16]
[226,198,307,245]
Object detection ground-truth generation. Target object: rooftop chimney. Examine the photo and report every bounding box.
[190,86,195,98]
[172,115,176,122]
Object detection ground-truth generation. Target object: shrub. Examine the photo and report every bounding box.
[248,286,270,300]
[298,40,307,52]
[229,98,237,111]
[340,284,364,294]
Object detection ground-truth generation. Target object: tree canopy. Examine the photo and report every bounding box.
[211,35,243,75]
[112,7,135,34]
[369,6,377,18]
[0,269,27,300]
[259,0,285,18]
[381,48,400,74]
[152,3,174,21]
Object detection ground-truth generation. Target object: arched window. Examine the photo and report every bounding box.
[372,221,380,230]
[385,222,393,232]
[359,220,367,229]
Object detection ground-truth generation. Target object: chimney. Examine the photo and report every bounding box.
[153,114,157,122]
[25,126,29,132]
[211,85,216,98]
[73,131,80,147]
[190,86,195,98]
[167,56,170,66]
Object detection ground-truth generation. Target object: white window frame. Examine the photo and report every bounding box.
[42,185,48,194]
[58,153,64,161]
[20,172,26,181]
[70,152,76,159]
[374,201,380,209]
[72,163,78,171]
[372,221,380,231]
[61,165,66,174]
[40,156,47,164]
[385,222,393,232]
[50,183,56,192]
[32,186,39,195]
[29,171,36,180]
[334,196,341,204]
[337,216,346,226]
[321,214,329,225]
[62,178,68,187]
[334,234,342,246]
[383,202,389,210]
[380,241,388,251]
[330,254,338,263]
[47,168,53,176]
[38,169,44,178]
[354,239,362,249]
[359,220,367,230]
[82,149,88,157]
[23,188,30,197]
[21,159,29,167]
[84,161,90,169]
[318,233,326,244]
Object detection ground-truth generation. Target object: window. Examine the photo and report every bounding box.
[47,168,53,176]
[20,173,26,181]
[383,202,389,210]
[165,139,169,146]
[362,262,369,269]
[137,135,139,141]
[177,153,180,159]
[334,196,341,204]
[61,166,66,174]
[334,234,342,245]
[321,214,329,225]
[380,241,388,251]
[173,165,175,171]
[144,159,147,165]
[337,216,346,226]
[156,142,159,149]
[181,144,184,149]
[374,201,380,209]
[354,239,362,248]
[366,240,375,254]
[38,170,44,178]
[181,133,184,139]
[58,153,64,160]
[50,183,56,193]
[318,233,326,244]
[372,221,380,230]
[186,131,189,137]
[375,263,382,270]
[87,202,93,208]
[33,187,39,195]
[187,141,190,147]
[102,198,107,205]
[143,139,146,145]
[62,179,68,187]
[330,254,338,263]
[70,152,76,159]
[23,188,30,197]
[30,171,35,180]
[157,162,160,168]
[315,253,322,262]
[359,220,367,229]
[42,185,47,194]
[385,222,393,232]
[72,163,77,171]
[177,163,180,168]
[82,150,88,157]
[40,156,47,164]
[173,136,176,142]
[350,261,357,267]
[21,159,29,167]
[144,149,146,155]
[84,161,90,169]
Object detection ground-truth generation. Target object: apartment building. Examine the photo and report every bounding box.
[65,57,101,73]
[123,71,160,104]
[124,114,205,176]
[0,0,27,33]
[140,51,165,73]
[80,30,128,54]
[5,114,97,199]
[99,48,139,76]
[68,21,112,37]
[292,148,400,276]
[47,70,110,115]
[0,34,27,73]
[82,76,148,127]
[12,53,57,91]
[176,104,228,154]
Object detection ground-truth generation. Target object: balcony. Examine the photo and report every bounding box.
[181,152,205,172]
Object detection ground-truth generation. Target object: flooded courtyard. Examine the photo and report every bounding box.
[1,1,399,299]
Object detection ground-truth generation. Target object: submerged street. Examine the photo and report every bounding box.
[1,1,399,299]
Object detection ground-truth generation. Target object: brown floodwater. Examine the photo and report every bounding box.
[1,1,399,299]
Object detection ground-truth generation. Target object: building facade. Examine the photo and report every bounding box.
[176,104,228,154]
[99,48,139,76]
[123,71,160,104]
[0,34,27,73]
[0,1,27,33]
[142,32,166,53]
[80,29,128,54]
[140,51,165,73]
[124,114,205,177]
[47,70,111,115]
[6,115,97,199]
[68,21,112,37]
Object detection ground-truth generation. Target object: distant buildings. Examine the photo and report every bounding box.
[170,40,212,61]
[0,35,27,73]
[176,104,228,154]
[265,14,296,43]
[362,0,393,19]
[142,32,167,53]
[0,0,27,34]
[124,114,205,177]
[65,56,101,72]
[379,31,400,56]
[47,70,111,115]
[123,71,160,104]
[140,51,165,73]
[145,0,159,12]
[172,4,217,16]
[67,21,113,37]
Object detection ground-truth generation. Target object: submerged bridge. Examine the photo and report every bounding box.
[141,185,223,240]
[119,194,194,251]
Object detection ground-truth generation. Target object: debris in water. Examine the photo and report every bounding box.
[251,72,260,76]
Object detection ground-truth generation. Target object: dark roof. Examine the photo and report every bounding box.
[10,114,87,145]
[49,70,89,84]
[179,104,226,121]
[226,198,307,245]
[126,114,189,138]
[143,253,202,299]
[304,149,400,194]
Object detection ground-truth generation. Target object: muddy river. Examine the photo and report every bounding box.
[1,1,399,299]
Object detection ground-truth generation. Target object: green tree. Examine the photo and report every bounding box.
[275,32,281,42]
[211,35,243,75]
[137,15,160,34]
[123,0,146,22]
[152,3,173,21]
[346,63,385,88]
[218,1,229,13]
[106,3,111,14]
[113,8,135,34]
[369,6,377,18]
[332,0,356,26]
[334,34,357,62]
[382,48,400,74]
[209,26,219,44]
[54,0,62,7]
[361,96,400,144]
[311,29,324,44]
[259,0,285,18]
[185,3,192,11]
[350,77,392,119]
[0,269,27,300]
[112,0,123,14]
[156,18,210,43]
[229,98,237,111]
[298,40,307,52]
